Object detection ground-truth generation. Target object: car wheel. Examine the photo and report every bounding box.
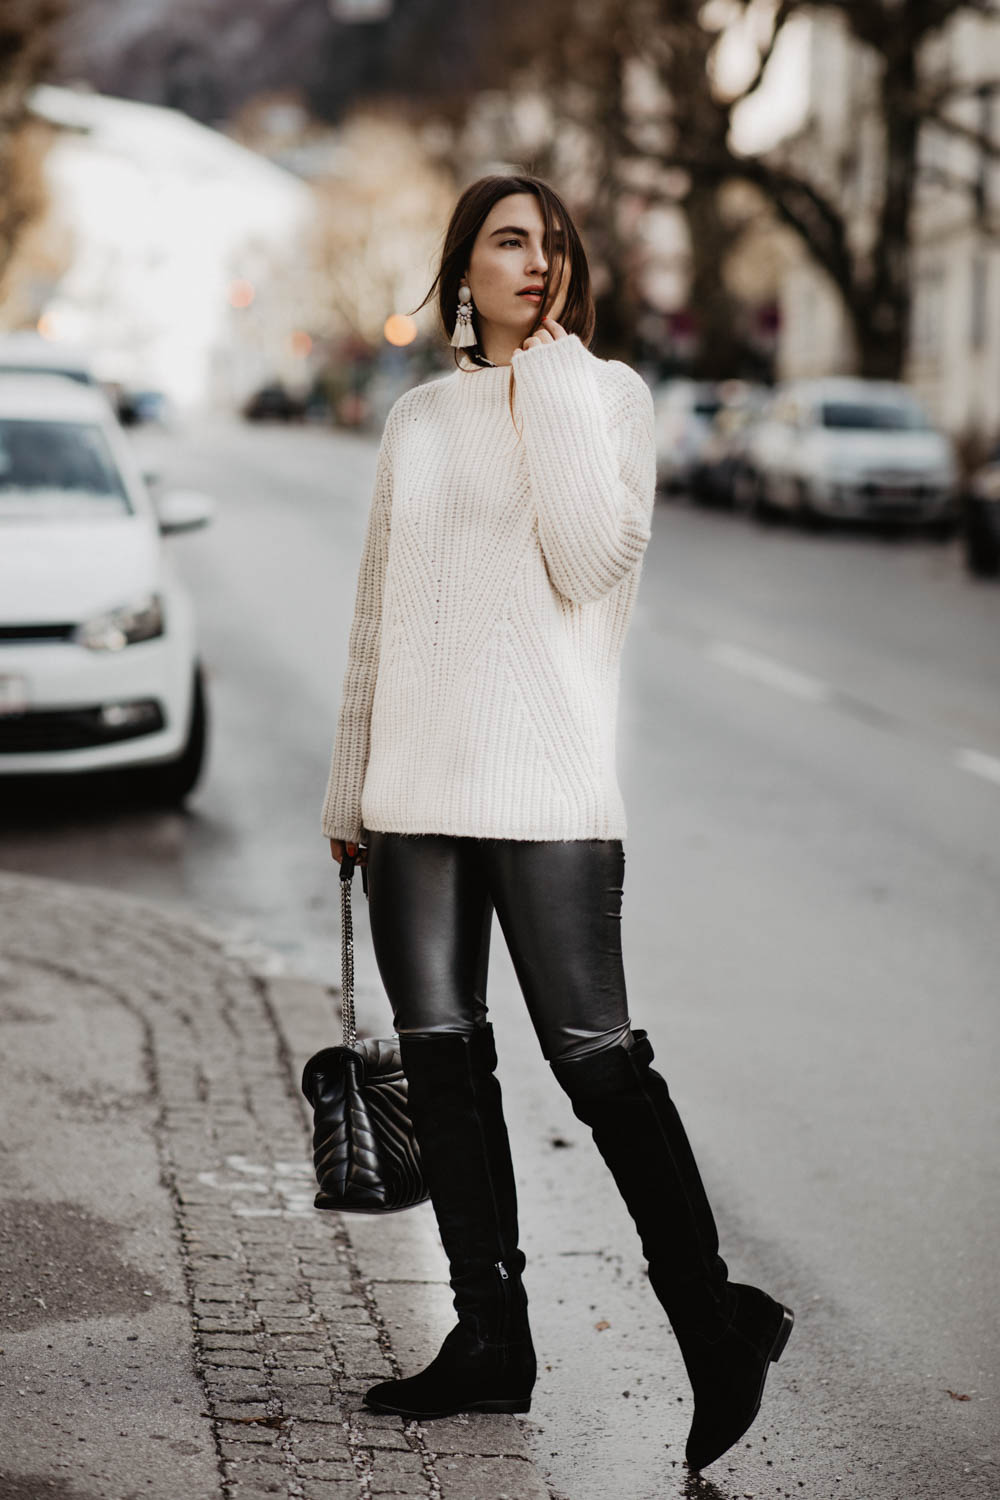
[796,481,828,532]
[923,515,958,543]
[731,465,754,512]
[746,471,778,524]
[143,664,208,805]
[963,497,1000,577]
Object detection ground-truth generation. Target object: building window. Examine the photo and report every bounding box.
[914,264,944,360]
[971,256,988,351]
[975,86,994,225]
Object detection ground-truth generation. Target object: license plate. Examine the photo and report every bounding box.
[0,674,28,715]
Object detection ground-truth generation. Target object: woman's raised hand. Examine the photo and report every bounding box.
[330,838,368,866]
[520,315,568,352]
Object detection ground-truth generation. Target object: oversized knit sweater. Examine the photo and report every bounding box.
[320,332,656,844]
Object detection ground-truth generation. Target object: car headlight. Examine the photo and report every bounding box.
[77,594,165,651]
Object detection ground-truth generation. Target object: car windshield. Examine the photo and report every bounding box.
[0,418,131,519]
[820,401,931,431]
[0,364,94,385]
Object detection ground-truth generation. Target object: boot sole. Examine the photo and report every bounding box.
[363,1394,532,1419]
[686,1304,794,1471]
[770,1305,794,1365]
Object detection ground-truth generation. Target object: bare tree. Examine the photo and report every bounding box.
[0,0,67,299]
[309,108,455,347]
[464,0,999,375]
[625,0,1000,378]
[421,0,780,370]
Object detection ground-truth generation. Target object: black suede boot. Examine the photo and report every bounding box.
[364,1025,536,1419]
[677,1281,794,1471]
[551,1029,792,1471]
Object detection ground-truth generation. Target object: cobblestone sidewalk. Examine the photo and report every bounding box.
[0,871,550,1500]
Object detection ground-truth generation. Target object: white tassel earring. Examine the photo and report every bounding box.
[450,284,477,349]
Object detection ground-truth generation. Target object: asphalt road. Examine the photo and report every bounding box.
[2,415,998,1500]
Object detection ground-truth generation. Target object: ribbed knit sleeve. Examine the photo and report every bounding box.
[511,333,655,604]
[319,423,393,843]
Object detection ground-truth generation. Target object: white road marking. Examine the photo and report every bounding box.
[706,641,833,703]
[955,748,1000,786]
[705,641,1000,789]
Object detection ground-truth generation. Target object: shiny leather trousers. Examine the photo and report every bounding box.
[365,832,633,1061]
[365,829,735,1336]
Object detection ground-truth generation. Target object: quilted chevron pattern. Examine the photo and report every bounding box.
[301,1039,429,1213]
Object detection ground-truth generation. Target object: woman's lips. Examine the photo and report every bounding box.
[518,292,543,304]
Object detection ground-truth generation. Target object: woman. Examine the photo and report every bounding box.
[321,173,793,1473]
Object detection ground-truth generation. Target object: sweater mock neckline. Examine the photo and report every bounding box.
[445,335,589,408]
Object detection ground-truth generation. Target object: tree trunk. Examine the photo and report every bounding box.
[682,180,757,378]
[850,40,920,379]
[579,28,640,361]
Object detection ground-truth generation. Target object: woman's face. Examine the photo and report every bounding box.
[462,192,571,335]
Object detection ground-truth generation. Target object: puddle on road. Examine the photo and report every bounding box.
[0,1200,167,1332]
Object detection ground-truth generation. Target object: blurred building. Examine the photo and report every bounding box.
[774,9,1000,440]
[19,84,317,413]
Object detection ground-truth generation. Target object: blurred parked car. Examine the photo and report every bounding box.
[736,377,958,532]
[117,387,173,427]
[0,330,101,389]
[690,382,770,507]
[242,382,307,422]
[652,379,722,491]
[0,374,214,802]
[961,445,1000,577]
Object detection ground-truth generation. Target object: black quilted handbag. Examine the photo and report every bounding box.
[301,847,430,1213]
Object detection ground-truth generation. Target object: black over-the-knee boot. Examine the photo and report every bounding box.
[364,1024,536,1419]
[551,1029,793,1471]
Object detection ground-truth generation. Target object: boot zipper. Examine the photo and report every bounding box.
[465,1046,514,1344]
[496,1260,511,1351]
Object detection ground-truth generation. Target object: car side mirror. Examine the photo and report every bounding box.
[155,488,215,534]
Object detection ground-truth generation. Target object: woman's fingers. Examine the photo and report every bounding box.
[329,838,367,866]
[520,317,567,351]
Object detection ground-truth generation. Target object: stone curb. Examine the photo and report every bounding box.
[0,872,552,1500]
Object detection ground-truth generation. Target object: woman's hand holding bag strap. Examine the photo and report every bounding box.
[301,844,430,1213]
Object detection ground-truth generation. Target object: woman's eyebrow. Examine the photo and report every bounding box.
[489,225,567,238]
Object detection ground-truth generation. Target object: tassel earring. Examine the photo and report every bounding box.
[450,284,477,349]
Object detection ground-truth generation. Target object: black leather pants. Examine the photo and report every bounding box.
[365,829,738,1342]
[365,832,633,1062]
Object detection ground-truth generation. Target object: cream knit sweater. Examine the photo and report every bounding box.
[320,332,656,844]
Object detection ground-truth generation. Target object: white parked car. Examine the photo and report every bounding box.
[741,377,958,531]
[0,329,101,389]
[0,374,214,801]
[652,379,722,491]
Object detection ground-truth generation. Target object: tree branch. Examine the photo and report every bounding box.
[795,0,997,49]
[720,0,804,109]
[928,105,1000,157]
[918,163,980,193]
[919,75,1000,113]
[627,127,857,296]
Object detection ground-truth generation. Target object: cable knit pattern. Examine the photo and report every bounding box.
[320,332,655,843]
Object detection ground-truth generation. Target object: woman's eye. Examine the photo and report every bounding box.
[500,238,522,248]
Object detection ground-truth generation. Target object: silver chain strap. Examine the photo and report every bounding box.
[339,860,357,1049]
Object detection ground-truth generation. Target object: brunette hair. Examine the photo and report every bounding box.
[411,174,596,419]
